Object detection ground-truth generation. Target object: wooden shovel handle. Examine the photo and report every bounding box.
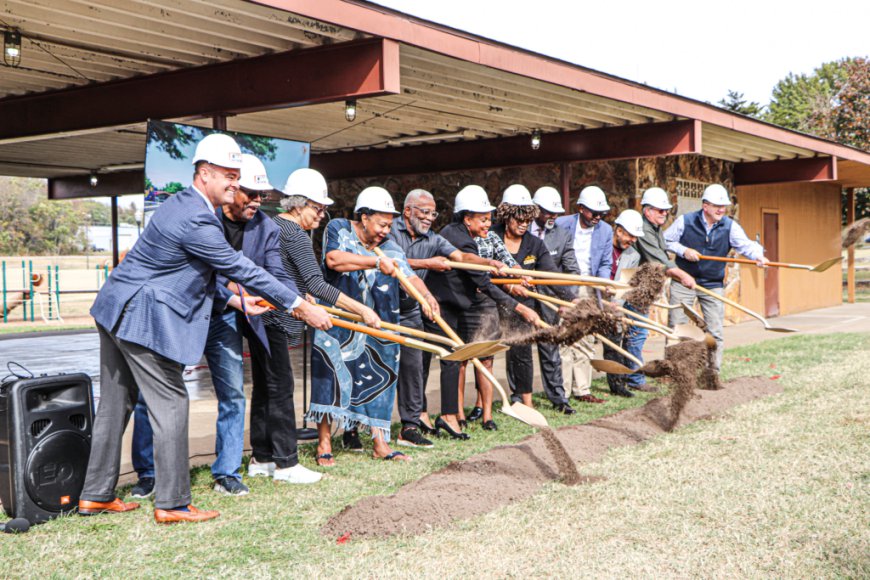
[692,284,767,324]
[443,260,627,288]
[329,317,447,356]
[323,305,458,347]
[377,248,513,404]
[698,254,812,270]
[524,289,573,308]
[491,278,599,287]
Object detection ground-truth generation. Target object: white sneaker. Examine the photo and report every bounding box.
[248,458,276,477]
[273,464,323,485]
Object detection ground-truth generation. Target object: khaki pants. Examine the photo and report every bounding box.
[560,337,594,397]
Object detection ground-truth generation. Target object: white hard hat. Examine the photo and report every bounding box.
[501,184,534,206]
[532,186,565,214]
[702,184,732,206]
[282,168,334,205]
[614,209,645,237]
[454,185,496,213]
[191,133,243,169]
[355,186,399,215]
[640,187,673,210]
[577,186,611,212]
[238,154,274,191]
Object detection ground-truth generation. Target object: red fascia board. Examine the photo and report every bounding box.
[312,120,699,179]
[0,38,400,141]
[254,0,870,166]
[733,157,838,186]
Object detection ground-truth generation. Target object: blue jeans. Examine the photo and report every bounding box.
[622,305,649,388]
[131,309,246,481]
[603,302,649,390]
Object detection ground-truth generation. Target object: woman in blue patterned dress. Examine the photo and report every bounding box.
[308,187,439,464]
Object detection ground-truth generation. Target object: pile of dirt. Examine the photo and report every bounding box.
[641,339,719,430]
[842,217,870,248]
[507,298,620,347]
[622,263,667,311]
[322,377,782,539]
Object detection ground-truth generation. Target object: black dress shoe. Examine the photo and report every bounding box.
[435,416,470,440]
[482,420,498,431]
[554,402,577,415]
[610,384,635,398]
[466,406,483,422]
[419,421,437,436]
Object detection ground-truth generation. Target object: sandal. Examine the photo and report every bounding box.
[379,451,410,461]
[315,453,335,467]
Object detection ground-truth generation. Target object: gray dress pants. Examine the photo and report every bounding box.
[668,282,725,370]
[81,325,192,510]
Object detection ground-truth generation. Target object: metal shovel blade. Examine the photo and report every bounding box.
[811,256,843,272]
[590,359,636,375]
[440,340,510,361]
[501,401,549,428]
[673,323,707,342]
[762,322,799,333]
[680,304,706,328]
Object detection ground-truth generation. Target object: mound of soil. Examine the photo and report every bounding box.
[322,377,781,539]
[622,263,667,311]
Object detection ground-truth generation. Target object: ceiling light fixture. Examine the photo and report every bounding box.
[89,173,99,188]
[3,29,22,67]
[344,99,357,122]
[530,129,542,151]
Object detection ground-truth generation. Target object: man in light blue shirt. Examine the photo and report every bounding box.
[664,184,768,369]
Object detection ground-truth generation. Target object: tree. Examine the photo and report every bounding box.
[717,90,765,118]
[162,181,186,194]
[765,57,869,221]
[147,119,280,161]
[25,199,87,255]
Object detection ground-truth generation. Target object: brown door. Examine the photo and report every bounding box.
[763,212,779,317]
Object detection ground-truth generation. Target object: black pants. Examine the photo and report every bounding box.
[246,323,298,469]
[423,300,500,415]
[535,301,570,405]
[397,307,425,428]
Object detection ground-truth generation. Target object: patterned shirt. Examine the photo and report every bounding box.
[474,231,519,268]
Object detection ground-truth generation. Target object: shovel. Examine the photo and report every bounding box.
[591,331,717,375]
[328,317,501,361]
[693,285,798,333]
[697,254,842,272]
[525,290,701,342]
[490,278,610,290]
[374,248,548,428]
[442,260,630,289]
[326,307,509,358]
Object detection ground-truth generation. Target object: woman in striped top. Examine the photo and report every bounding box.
[261,169,379,469]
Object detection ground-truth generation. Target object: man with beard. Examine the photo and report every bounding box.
[554,185,613,402]
[527,186,582,411]
[388,189,478,447]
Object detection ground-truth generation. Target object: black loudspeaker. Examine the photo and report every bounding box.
[0,373,94,524]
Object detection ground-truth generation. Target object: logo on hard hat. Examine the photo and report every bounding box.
[229,152,243,164]
[255,174,268,184]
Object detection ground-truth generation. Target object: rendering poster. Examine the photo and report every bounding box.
[143,119,309,218]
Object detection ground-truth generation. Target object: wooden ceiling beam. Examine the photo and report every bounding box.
[734,157,838,186]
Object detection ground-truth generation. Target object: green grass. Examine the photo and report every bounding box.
[1,333,868,577]
[0,323,94,336]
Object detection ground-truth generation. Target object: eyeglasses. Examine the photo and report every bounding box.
[305,202,326,216]
[513,218,534,225]
[411,206,439,220]
[241,188,267,200]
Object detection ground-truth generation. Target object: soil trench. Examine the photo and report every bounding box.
[322,376,782,539]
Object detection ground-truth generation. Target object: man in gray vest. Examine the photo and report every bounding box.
[665,184,767,370]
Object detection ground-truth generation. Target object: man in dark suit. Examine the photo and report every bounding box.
[79,134,331,524]
[528,186,581,412]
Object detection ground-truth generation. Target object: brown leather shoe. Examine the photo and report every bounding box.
[577,394,606,404]
[78,498,141,516]
[154,505,220,524]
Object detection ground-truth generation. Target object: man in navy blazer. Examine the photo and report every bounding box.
[129,154,322,499]
[79,134,331,524]
[553,185,613,402]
